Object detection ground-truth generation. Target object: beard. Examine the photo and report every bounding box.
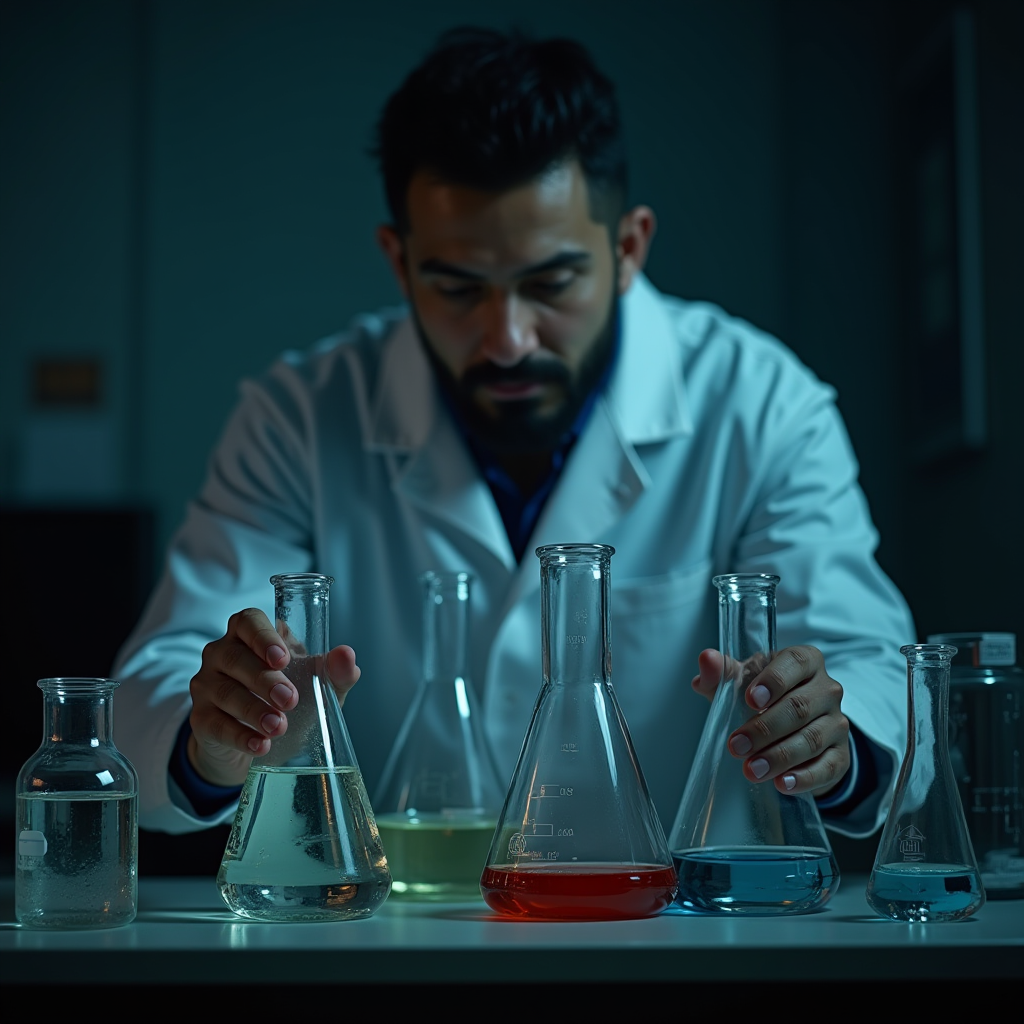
[412,293,619,457]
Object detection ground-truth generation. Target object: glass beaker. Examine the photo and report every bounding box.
[216,573,391,922]
[866,644,985,922]
[928,632,1023,899]
[16,678,138,929]
[374,571,505,900]
[668,574,839,914]
[480,544,676,920]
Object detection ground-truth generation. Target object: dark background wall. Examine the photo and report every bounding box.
[1,0,1021,870]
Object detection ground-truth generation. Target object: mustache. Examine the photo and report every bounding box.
[461,358,571,390]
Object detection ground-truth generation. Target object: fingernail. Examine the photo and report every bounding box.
[270,682,294,707]
[729,734,752,756]
[261,712,282,734]
[751,684,771,709]
[247,737,264,753]
[783,774,797,791]
[267,645,287,666]
[750,758,770,779]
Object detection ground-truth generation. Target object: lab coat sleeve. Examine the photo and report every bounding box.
[112,362,319,833]
[731,352,912,838]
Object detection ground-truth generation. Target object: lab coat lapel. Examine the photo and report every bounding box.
[364,317,515,571]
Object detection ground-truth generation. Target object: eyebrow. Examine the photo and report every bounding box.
[417,250,593,280]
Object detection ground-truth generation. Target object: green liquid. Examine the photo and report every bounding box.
[217,765,391,922]
[376,813,496,900]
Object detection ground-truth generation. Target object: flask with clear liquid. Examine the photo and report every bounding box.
[480,544,677,920]
[668,574,839,914]
[16,677,138,929]
[374,571,505,900]
[216,573,391,922]
[866,644,985,922]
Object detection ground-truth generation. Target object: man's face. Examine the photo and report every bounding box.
[382,162,624,455]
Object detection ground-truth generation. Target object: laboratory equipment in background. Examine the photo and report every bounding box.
[668,573,840,915]
[927,632,1023,899]
[16,678,138,929]
[866,644,985,922]
[217,573,391,922]
[480,544,676,920]
[374,571,505,900]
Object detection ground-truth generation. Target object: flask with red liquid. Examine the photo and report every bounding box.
[480,544,676,920]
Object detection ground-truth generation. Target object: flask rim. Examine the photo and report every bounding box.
[36,677,120,692]
[269,572,335,588]
[900,643,958,660]
[712,573,780,590]
[535,543,615,562]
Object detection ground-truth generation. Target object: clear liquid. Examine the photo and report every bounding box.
[866,864,985,922]
[16,791,137,929]
[376,813,496,900]
[217,765,391,922]
[674,846,838,915]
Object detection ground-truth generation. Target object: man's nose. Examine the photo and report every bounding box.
[478,292,539,367]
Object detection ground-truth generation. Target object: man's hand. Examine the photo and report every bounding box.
[692,645,850,797]
[187,608,361,787]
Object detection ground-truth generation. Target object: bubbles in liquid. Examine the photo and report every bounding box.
[866,864,984,922]
[217,765,391,922]
[16,792,137,929]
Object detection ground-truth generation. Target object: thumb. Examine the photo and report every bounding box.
[692,648,725,702]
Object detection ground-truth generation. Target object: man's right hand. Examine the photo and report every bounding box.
[187,608,360,787]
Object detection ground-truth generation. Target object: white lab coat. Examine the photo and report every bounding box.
[113,274,913,838]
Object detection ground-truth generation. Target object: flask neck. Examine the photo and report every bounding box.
[273,575,332,657]
[422,573,470,685]
[540,549,612,686]
[42,692,114,747]
[906,655,952,759]
[715,576,778,686]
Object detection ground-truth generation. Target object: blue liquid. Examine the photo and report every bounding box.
[673,846,838,915]
[866,864,985,923]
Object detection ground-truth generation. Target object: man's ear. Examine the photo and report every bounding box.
[615,205,657,295]
[376,224,410,298]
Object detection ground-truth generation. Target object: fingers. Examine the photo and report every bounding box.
[691,649,724,701]
[326,645,361,707]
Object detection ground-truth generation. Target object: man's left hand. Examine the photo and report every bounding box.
[692,645,850,797]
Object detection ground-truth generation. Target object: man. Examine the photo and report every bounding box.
[114,28,912,835]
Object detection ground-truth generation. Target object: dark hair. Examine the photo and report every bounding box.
[372,27,627,234]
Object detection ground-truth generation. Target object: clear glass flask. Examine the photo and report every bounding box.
[866,644,985,922]
[16,677,138,929]
[668,574,839,914]
[374,571,505,900]
[217,573,391,922]
[928,632,1023,899]
[480,544,676,920]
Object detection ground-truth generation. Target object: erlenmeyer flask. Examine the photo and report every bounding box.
[217,573,391,922]
[374,571,505,900]
[480,544,676,920]
[668,573,839,914]
[866,644,985,922]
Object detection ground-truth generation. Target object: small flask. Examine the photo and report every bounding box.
[866,644,985,922]
[374,571,505,900]
[927,632,1023,899]
[480,544,676,920]
[217,573,391,922]
[16,677,138,929]
[668,574,840,914]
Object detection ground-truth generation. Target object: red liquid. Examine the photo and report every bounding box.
[480,863,678,920]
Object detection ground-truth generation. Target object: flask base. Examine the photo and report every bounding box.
[218,880,391,922]
[866,864,985,922]
[673,846,839,915]
[480,862,677,920]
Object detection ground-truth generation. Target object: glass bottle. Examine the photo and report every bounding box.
[16,677,138,929]
[374,571,505,900]
[668,573,839,914]
[217,573,391,922]
[480,544,676,920]
[866,644,985,922]
[928,632,1023,899]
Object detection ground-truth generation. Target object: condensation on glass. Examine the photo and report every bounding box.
[481,544,677,920]
[668,573,840,915]
[217,573,391,922]
[16,677,138,929]
[374,571,505,900]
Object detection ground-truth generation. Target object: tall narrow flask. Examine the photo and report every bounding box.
[866,644,985,922]
[16,678,138,929]
[928,632,1023,899]
[374,571,505,900]
[668,574,839,914]
[480,544,677,920]
[217,573,391,922]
